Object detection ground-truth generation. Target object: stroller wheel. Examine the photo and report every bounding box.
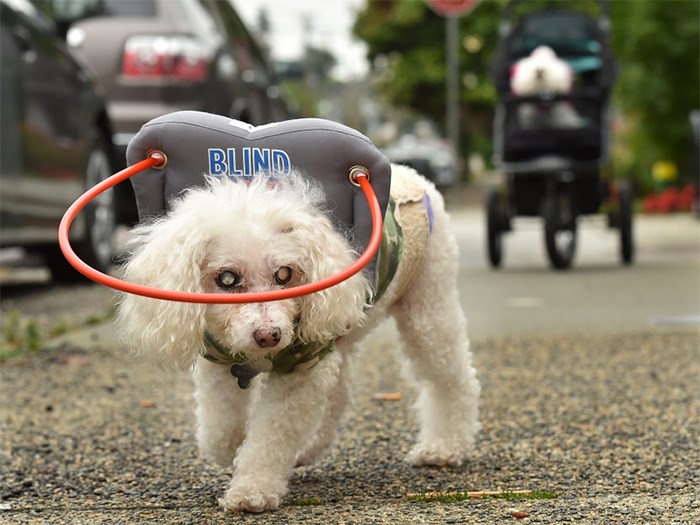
[543,192,577,270]
[618,179,635,265]
[486,187,505,268]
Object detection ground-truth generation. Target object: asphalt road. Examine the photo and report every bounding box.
[1,199,698,524]
[450,208,700,340]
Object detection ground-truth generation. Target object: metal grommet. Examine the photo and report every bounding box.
[348,165,370,187]
[147,149,168,170]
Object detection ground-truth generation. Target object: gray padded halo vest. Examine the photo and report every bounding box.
[125,111,392,287]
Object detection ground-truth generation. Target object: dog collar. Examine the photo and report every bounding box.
[200,194,432,388]
[202,331,336,389]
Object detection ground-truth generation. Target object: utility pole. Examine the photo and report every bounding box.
[446,14,460,161]
[427,0,481,174]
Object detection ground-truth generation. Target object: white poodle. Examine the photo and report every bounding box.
[511,45,582,129]
[116,164,480,513]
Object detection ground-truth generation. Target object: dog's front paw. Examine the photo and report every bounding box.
[219,485,281,513]
[407,440,473,467]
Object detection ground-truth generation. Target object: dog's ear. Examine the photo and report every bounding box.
[115,218,208,370]
[293,216,372,344]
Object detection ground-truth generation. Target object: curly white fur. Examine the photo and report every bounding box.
[511,46,582,129]
[116,165,480,513]
[511,46,573,96]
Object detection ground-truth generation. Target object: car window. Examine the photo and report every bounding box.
[32,0,156,20]
[207,0,270,74]
[6,0,39,17]
[103,0,156,17]
[9,0,54,30]
[180,0,219,37]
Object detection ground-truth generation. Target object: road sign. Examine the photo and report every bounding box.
[427,0,480,17]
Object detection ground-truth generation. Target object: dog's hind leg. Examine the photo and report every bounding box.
[391,198,481,466]
[193,359,252,467]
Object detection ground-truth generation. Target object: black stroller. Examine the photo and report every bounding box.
[486,0,633,269]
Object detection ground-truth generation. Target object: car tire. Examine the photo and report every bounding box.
[44,136,116,282]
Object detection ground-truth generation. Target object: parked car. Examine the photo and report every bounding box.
[0,0,122,281]
[382,121,458,189]
[43,0,292,168]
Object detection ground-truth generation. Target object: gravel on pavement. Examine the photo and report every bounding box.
[1,316,698,524]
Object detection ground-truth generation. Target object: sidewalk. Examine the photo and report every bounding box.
[1,198,698,524]
[1,320,698,523]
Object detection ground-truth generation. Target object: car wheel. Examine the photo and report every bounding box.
[44,137,116,281]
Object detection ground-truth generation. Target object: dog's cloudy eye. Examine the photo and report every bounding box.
[216,270,240,289]
[274,266,293,286]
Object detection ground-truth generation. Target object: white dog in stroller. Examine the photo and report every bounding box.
[511,46,583,130]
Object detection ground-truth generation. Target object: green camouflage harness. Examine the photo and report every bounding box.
[202,199,405,389]
[202,330,337,389]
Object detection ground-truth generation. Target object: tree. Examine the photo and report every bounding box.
[353,0,502,161]
[609,0,699,189]
[354,0,700,189]
[305,47,337,84]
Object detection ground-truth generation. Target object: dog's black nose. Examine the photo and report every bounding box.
[253,327,281,348]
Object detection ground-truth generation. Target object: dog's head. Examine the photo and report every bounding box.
[510,46,573,96]
[116,173,372,370]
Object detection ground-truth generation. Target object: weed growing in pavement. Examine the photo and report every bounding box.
[294,490,559,507]
[85,302,118,327]
[406,490,558,504]
[293,497,323,506]
[0,306,116,361]
[48,320,72,337]
[495,490,558,501]
[288,490,558,507]
[0,311,41,360]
